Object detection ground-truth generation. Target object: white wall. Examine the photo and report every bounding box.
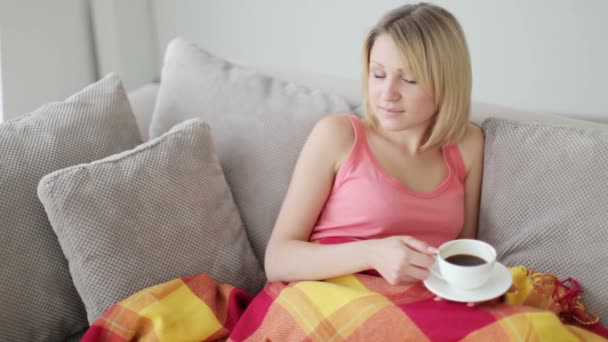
[152,0,608,121]
[91,0,160,91]
[0,0,97,121]
[151,0,176,65]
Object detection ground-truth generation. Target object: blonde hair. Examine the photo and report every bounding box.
[361,3,472,150]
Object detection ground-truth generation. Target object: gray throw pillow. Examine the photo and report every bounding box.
[478,118,608,323]
[38,119,266,323]
[0,74,141,342]
[149,38,352,263]
[150,38,350,262]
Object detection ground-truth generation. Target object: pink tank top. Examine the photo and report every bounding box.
[309,114,466,248]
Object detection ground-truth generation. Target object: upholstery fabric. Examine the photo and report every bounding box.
[149,37,352,262]
[0,74,141,341]
[38,120,266,323]
[478,118,608,323]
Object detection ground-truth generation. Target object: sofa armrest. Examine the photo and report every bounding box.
[128,82,159,141]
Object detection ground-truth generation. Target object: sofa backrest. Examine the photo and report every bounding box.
[128,67,607,142]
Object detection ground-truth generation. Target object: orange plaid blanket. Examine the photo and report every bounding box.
[82,269,607,341]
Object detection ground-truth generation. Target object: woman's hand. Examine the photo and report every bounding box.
[369,236,438,285]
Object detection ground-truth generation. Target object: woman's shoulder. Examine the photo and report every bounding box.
[314,113,355,132]
[311,114,356,143]
[310,114,357,170]
[455,123,484,173]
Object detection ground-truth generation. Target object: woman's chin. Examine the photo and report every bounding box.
[377,114,406,130]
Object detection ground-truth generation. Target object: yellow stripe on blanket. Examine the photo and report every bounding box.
[526,312,586,342]
[276,274,392,339]
[138,281,222,341]
[293,275,378,317]
[507,266,537,306]
[325,274,371,291]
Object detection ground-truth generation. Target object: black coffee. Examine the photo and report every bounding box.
[445,254,486,266]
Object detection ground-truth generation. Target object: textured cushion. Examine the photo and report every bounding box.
[38,119,266,323]
[0,74,141,341]
[149,37,352,262]
[470,102,606,130]
[127,82,159,141]
[63,330,87,342]
[478,118,608,323]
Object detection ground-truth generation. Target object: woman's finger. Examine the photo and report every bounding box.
[404,265,431,281]
[407,250,436,269]
[400,236,438,255]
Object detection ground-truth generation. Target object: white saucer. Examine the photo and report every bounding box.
[423,262,512,303]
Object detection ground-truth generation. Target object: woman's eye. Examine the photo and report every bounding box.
[402,78,417,84]
[372,73,386,79]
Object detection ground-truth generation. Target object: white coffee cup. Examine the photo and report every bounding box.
[430,239,497,290]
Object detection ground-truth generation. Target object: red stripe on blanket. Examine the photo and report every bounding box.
[81,325,126,342]
[589,323,608,339]
[229,288,275,341]
[400,298,497,341]
[225,288,255,331]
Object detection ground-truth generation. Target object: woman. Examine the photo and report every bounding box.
[265,2,484,287]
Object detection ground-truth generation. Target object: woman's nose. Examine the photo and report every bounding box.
[381,79,401,101]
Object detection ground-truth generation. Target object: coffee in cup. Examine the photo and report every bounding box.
[431,239,497,290]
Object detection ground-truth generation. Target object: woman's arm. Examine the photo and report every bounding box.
[458,124,485,240]
[265,115,436,284]
[264,115,374,282]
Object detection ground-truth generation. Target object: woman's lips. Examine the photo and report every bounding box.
[380,107,405,115]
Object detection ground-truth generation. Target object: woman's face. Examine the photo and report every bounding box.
[367,34,436,132]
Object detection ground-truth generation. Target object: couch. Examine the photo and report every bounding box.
[2,37,607,341]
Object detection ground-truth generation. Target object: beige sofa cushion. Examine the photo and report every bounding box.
[0,74,141,341]
[150,37,352,262]
[128,82,160,141]
[38,119,266,323]
[478,118,608,323]
[470,102,606,129]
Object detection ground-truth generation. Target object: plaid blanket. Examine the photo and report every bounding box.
[82,268,607,341]
[82,274,251,341]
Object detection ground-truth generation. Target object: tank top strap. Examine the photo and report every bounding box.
[332,114,367,189]
[443,144,467,184]
[347,114,366,140]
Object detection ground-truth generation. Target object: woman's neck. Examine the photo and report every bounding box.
[373,123,433,156]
